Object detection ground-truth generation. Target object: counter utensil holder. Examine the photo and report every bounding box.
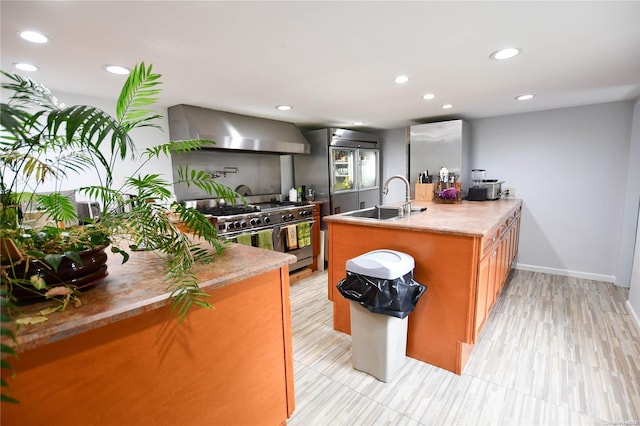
[433,181,462,204]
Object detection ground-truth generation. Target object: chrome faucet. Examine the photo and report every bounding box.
[383,175,411,217]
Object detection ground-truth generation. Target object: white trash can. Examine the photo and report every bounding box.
[346,249,416,382]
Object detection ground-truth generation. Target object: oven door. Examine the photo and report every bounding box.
[273,219,314,272]
[217,224,276,247]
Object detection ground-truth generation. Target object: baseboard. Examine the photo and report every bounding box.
[289,267,313,284]
[626,300,640,334]
[514,263,616,284]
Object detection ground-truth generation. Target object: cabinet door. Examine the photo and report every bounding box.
[487,248,499,310]
[510,215,520,264]
[497,233,508,295]
[476,247,498,340]
[358,148,379,190]
[330,148,356,193]
[475,254,490,339]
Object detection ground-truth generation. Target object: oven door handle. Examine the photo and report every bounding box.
[273,219,314,252]
[219,225,274,240]
[272,219,314,233]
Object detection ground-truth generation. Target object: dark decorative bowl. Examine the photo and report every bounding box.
[5,246,109,303]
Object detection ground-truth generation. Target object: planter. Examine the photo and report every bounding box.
[4,246,109,303]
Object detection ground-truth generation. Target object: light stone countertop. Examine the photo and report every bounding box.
[8,242,296,353]
[324,199,523,237]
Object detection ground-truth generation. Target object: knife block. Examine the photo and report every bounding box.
[415,183,434,201]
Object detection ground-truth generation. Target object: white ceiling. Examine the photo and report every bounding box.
[2,1,639,130]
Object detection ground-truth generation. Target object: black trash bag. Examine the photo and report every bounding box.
[337,270,427,319]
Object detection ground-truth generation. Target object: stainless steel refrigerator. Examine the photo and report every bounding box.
[409,120,471,197]
[294,128,380,228]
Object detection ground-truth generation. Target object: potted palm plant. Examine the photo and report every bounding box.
[1,62,240,402]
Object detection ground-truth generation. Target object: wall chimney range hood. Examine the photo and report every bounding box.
[168,104,310,154]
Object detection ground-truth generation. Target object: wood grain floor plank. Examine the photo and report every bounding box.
[287,269,639,425]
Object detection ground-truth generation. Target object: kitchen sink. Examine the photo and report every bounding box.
[342,205,426,220]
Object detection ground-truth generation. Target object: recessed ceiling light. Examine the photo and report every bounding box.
[276,105,292,111]
[353,121,364,126]
[442,104,453,109]
[516,94,535,101]
[104,65,130,75]
[19,30,49,44]
[422,93,435,100]
[489,48,521,60]
[14,63,38,72]
[394,75,409,84]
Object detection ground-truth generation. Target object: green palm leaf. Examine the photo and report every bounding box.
[46,105,134,164]
[0,70,59,110]
[116,62,162,132]
[36,193,78,224]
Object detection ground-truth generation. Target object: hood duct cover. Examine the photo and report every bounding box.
[168,104,310,154]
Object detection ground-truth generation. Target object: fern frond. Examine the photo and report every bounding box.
[1,70,60,110]
[144,139,215,159]
[175,165,242,204]
[171,202,222,251]
[36,193,78,223]
[116,62,162,132]
[165,270,212,323]
[124,174,172,201]
[45,105,134,164]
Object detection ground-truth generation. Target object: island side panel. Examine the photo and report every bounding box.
[279,267,296,417]
[328,221,479,374]
[1,268,294,426]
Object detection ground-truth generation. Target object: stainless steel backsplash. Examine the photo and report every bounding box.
[171,150,283,201]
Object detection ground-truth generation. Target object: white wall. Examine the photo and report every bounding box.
[379,102,637,284]
[471,101,635,283]
[617,98,640,287]
[19,90,639,288]
[625,99,640,329]
[13,91,173,202]
[627,206,640,331]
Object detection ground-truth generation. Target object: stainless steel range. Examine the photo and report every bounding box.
[188,195,315,272]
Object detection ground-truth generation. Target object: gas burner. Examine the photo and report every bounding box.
[198,205,260,216]
[254,201,312,212]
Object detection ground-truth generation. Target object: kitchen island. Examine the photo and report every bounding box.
[1,243,297,426]
[325,199,522,374]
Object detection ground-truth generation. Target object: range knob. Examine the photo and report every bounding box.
[232,221,241,229]
[250,218,257,226]
[263,216,271,224]
[282,215,288,221]
[288,214,295,220]
[240,221,248,228]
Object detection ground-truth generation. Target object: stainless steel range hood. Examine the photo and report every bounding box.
[168,104,310,154]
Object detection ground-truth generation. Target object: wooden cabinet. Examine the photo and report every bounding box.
[473,205,521,340]
[326,199,522,375]
[475,244,498,337]
[1,249,296,426]
[311,201,322,271]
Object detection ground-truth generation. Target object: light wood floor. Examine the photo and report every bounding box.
[287,269,640,425]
